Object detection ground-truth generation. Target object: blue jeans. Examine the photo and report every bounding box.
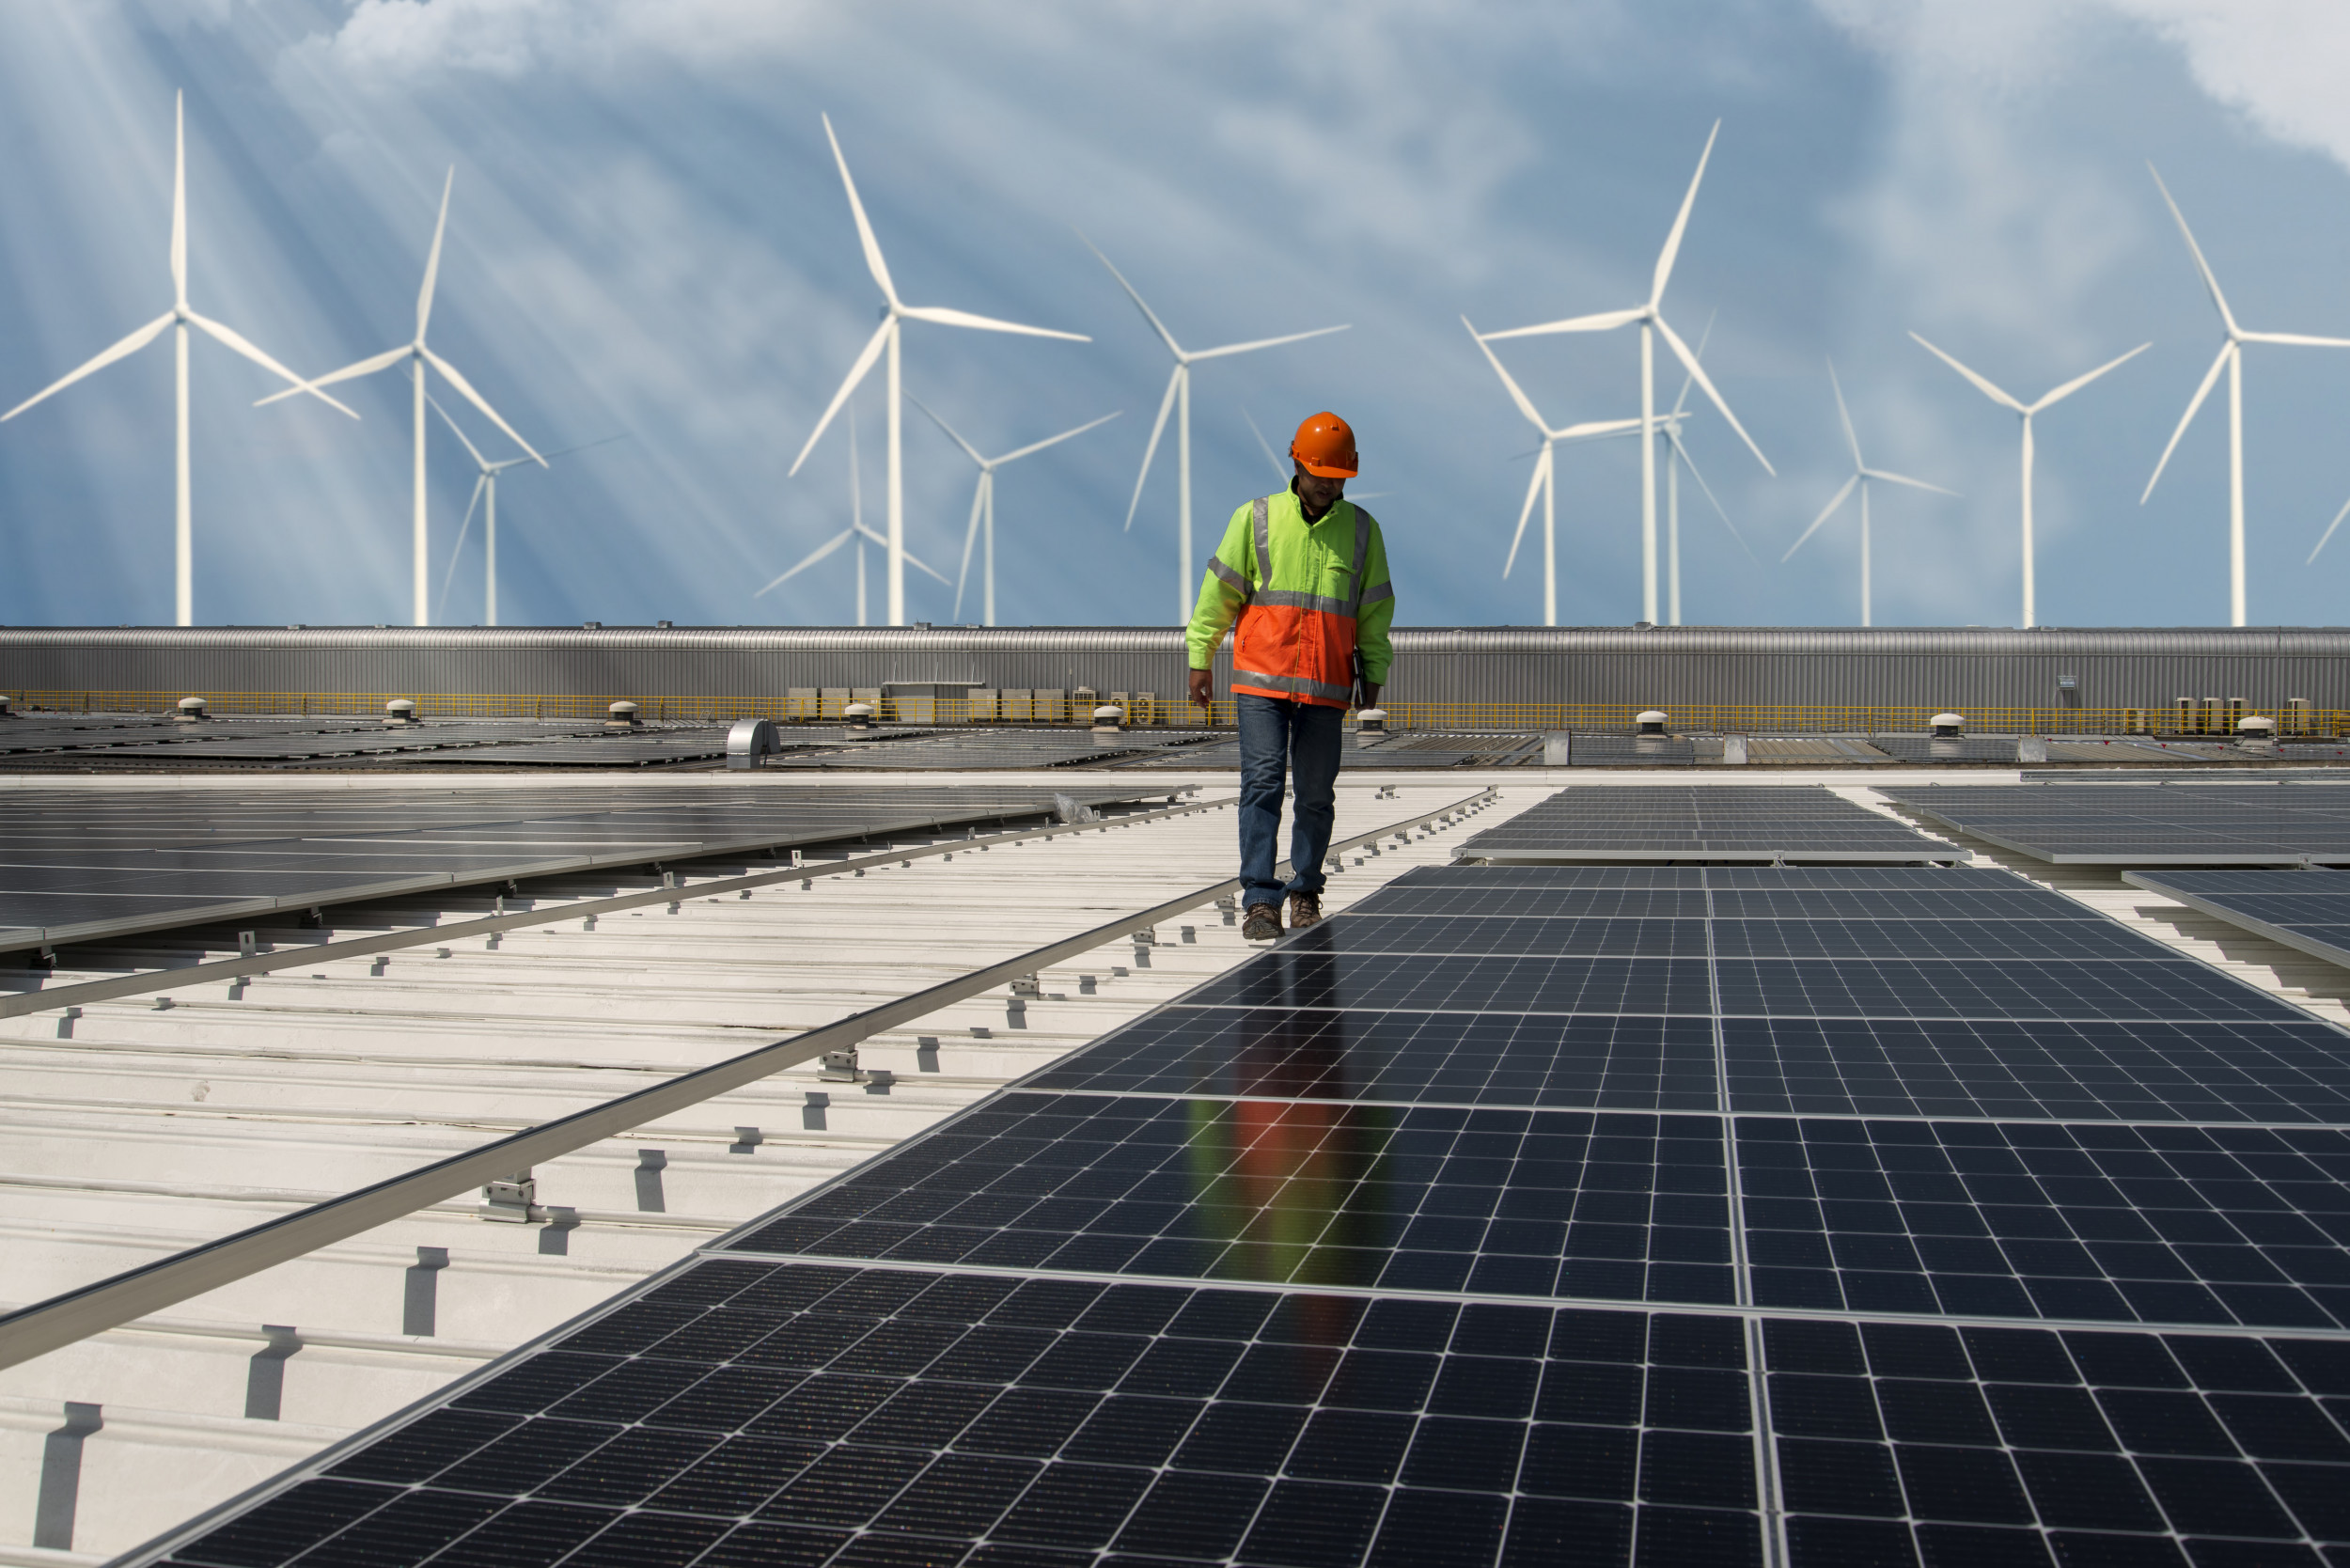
[1237,693,1341,908]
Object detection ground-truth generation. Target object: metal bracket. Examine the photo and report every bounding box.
[1010,973,1043,998]
[819,1048,865,1083]
[481,1172,538,1223]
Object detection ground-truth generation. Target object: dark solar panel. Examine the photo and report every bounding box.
[1887,782,2350,864]
[2126,868,2350,974]
[1461,786,1961,863]
[121,852,2350,1568]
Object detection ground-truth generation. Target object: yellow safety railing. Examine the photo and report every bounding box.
[4,690,2346,738]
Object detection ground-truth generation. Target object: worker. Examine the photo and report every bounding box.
[1187,411,1393,941]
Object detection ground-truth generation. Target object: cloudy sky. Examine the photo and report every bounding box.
[4,0,2349,631]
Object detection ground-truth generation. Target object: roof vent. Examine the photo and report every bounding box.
[656,620,673,630]
[1930,713,1965,737]
[1092,703,1125,734]
[842,701,877,738]
[0,696,11,717]
[1355,707,1386,732]
[606,700,642,729]
[174,696,208,722]
[383,698,419,726]
[727,717,780,769]
[1637,709,1668,735]
[2239,714,2278,754]
[581,620,602,630]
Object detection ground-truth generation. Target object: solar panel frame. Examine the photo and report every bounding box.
[1887,783,2350,865]
[2125,869,2350,974]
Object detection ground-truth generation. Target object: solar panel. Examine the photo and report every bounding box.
[2124,868,2350,973]
[1886,782,2350,864]
[1461,786,1963,863]
[125,858,2350,1568]
[1116,732,1542,770]
[0,783,1162,953]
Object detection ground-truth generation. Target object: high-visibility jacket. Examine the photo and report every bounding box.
[1187,486,1393,709]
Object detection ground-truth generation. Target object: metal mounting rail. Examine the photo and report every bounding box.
[0,792,1229,1021]
[0,788,1497,1372]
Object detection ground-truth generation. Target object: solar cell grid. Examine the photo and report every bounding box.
[1888,782,2350,864]
[1462,785,1961,864]
[2126,869,2350,978]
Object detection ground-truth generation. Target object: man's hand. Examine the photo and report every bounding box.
[1189,668,1214,710]
[1356,681,1381,713]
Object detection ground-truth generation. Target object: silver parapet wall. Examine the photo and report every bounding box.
[3,624,2348,711]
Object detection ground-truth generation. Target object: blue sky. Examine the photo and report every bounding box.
[4,0,2349,630]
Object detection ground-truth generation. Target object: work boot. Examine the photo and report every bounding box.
[1242,903,1283,942]
[1287,892,1323,930]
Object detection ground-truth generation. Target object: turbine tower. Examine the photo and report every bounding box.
[1650,313,1750,626]
[910,398,1118,626]
[763,408,947,624]
[1,92,354,626]
[1911,333,2145,629]
[430,395,623,625]
[261,169,542,627]
[1081,235,1347,621]
[791,116,1088,627]
[1480,121,1773,623]
[2140,165,2350,626]
[1462,319,1641,625]
[1781,361,1956,627]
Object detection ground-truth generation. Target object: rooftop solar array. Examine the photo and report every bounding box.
[1887,782,2350,864]
[2124,869,2350,973]
[0,783,1158,954]
[1460,785,1962,863]
[1117,732,1543,770]
[142,838,2350,1567]
[768,729,1226,771]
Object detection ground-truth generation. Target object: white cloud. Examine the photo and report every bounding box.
[324,0,829,80]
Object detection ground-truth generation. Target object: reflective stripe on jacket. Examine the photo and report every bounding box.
[1186,486,1394,709]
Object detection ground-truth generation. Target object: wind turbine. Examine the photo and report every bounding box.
[1780,361,1956,627]
[430,396,624,625]
[762,406,947,624]
[1650,312,1751,626]
[2140,166,2350,626]
[910,397,1118,626]
[1479,121,1774,623]
[1463,319,1645,625]
[790,117,1088,628]
[1082,236,1348,621]
[1,92,355,626]
[1911,333,2146,629]
[260,168,541,627]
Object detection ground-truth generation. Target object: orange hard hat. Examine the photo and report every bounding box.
[1290,412,1358,478]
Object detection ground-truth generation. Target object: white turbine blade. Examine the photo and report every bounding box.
[953,474,986,620]
[1553,416,1648,443]
[2309,493,2350,565]
[1783,473,1858,562]
[1074,231,1184,359]
[1,312,173,420]
[789,318,891,477]
[1502,446,1549,579]
[1669,307,1716,419]
[822,114,899,309]
[426,390,491,468]
[1908,332,2026,413]
[1463,317,1549,434]
[1656,313,1772,473]
[421,345,543,464]
[253,343,408,406]
[2148,164,2238,337]
[2238,330,2350,349]
[437,476,486,619]
[1123,366,1183,532]
[2029,342,2152,412]
[533,432,628,463]
[907,393,986,467]
[1187,323,1350,362]
[756,527,854,596]
[898,305,1088,341]
[1826,358,1862,469]
[1480,306,1646,341]
[1651,119,1720,309]
[858,523,950,585]
[185,312,359,418]
[996,409,1120,466]
[170,93,186,307]
[2141,340,2234,503]
[416,168,453,340]
[1241,406,1288,483]
[1665,424,1753,560]
[1861,467,1958,497]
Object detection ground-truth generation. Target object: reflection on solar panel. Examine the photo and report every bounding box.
[133,862,2350,1567]
[1461,786,1961,863]
[1888,782,2350,864]
[0,783,1157,953]
[1118,732,1543,770]
[770,729,1225,771]
[1555,732,1698,767]
[2125,869,2350,973]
